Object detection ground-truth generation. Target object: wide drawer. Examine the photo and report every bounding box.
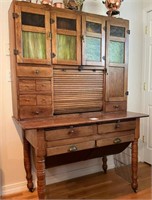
[20,106,52,119]
[17,66,52,77]
[47,141,95,156]
[96,131,134,147]
[105,102,127,112]
[98,120,136,134]
[45,124,97,141]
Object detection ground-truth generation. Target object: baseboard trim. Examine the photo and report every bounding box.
[1,181,28,196]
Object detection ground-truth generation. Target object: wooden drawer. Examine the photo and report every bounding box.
[20,106,52,119]
[105,102,127,112]
[17,66,52,77]
[45,125,97,141]
[47,141,95,156]
[37,95,52,105]
[96,130,134,147]
[98,120,136,134]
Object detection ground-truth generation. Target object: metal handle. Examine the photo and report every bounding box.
[113,105,119,109]
[35,69,39,74]
[68,126,75,135]
[115,123,120,129]
[69,145,77,152]
[35,111,40,115]
[113,138,121,144]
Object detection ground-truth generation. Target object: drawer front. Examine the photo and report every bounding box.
[98,120,136,134]
[20,106,52,119]
[37,95,52,105]
[47,141,95,156]
[105,102,127,112]
[17,66,52,77]
[45,125,97,141]
[36,80,51,91]
[46,136,95,148]
[19,95,36,106]
[96,132,134,147]
[19,80,35,92]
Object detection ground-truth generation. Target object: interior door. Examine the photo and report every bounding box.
[143,11,152,164]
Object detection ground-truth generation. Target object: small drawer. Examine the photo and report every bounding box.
[98,120,136,134]
[17,66,52,78]
[105,102,127,112]
[45,125,97,141]
[47,141,95,156]
[19,95,36,106]
[36,80,51,92]
[19,106,52,119]
[19,80,35,92]
[96,132,134,147]
[37,95,52,105]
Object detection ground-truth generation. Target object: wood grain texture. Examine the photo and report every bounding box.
[2,163,151,200]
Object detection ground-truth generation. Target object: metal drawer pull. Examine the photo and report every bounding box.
[113,105,119,109]
[115,123,120,129]
[68,126,75,135]
[113,138,121,144]
[69,145,77,152]
[35,70,39,74]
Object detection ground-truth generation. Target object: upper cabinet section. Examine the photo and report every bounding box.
[82,14,105,67]
[14,5,51,64]
[51,11,81,65]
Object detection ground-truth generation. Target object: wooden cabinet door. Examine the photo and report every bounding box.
[14,5,51,64]
[82,14,105,67]
[51,11,81,65]
[105,18,129,102]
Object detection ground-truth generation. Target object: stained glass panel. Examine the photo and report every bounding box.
[22,31,46,59]
[86,21,101,33]
[109,41,125,63]
[86,37,101,62]
[57,34,76,60]
[110,26,125,38]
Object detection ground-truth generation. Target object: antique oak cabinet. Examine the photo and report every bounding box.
[9,0,147,199]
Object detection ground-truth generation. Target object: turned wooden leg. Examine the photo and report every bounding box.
[23,137,34,192]
[131,140,138,192]
[36,156,46,200]
[102,156,108,173]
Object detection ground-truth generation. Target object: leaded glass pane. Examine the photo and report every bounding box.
[110,26,125,38]
[21,12,45,27]
[57,34,76,60]
[57,17,76,31]
[86,37,101,62]
[86,21,101,33]
[22,31,46,59]
[109,41,125,63]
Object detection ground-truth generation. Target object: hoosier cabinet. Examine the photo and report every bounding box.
[8,1,148,199]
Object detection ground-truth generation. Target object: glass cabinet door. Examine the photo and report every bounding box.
[51,11,81,65]
[82,15,105,67]
[15,5,51,64]
[105,18,129,102]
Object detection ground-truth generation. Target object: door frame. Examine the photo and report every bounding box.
[141,6,152,162]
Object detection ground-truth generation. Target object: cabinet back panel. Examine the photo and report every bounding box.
[54,69,104,114]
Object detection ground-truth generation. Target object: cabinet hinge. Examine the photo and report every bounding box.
[125,91,129,96]
[14,49,19,55]
[142,135,145,143]
[145,26,148,35]
[50,18,55,24]
[127,30,130,35]
[104,68,107,74]
[12,12,19,19]
[51,52,56,58]
[103,26,107,32]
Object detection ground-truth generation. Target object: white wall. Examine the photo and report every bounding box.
[0,0,144,196]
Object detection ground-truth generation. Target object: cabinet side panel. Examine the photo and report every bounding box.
[8,2,18,119]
